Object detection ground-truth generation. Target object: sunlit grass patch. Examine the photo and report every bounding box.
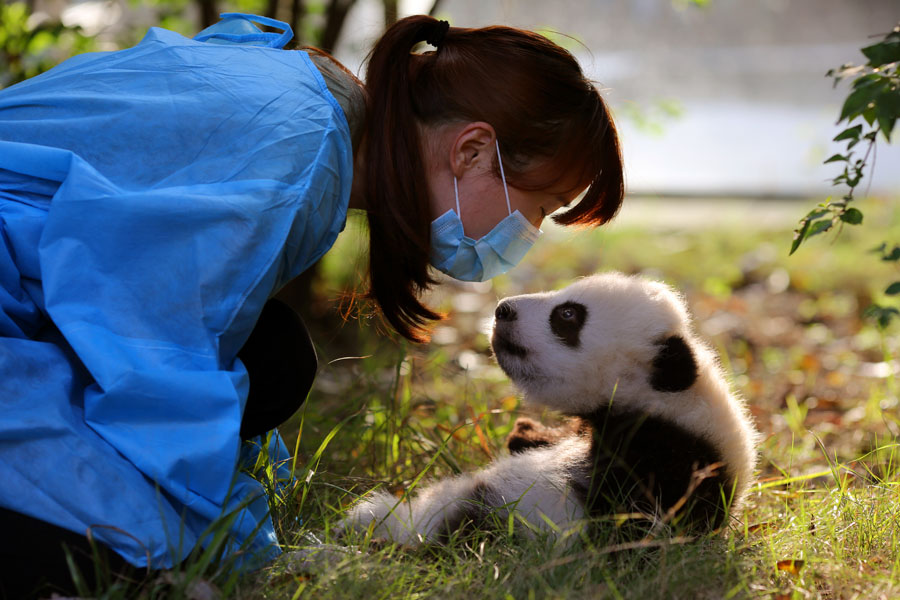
[742,439,900,599]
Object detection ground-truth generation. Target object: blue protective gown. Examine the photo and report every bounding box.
[0,14,353,568]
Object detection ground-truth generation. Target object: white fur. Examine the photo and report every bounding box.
[342,437,588,545]
[341,272,759,545]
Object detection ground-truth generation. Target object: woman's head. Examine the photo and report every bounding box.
[363,15,624,342]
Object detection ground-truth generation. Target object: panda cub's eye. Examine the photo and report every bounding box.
[549,302,587,347]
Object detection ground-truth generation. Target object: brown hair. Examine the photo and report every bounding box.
[363,15,624,342]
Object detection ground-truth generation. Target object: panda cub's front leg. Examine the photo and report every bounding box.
[341,437,589,546]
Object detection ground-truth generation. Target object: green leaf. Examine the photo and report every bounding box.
[833,124,863,142]
[851,73,883,89]
[840,84,883,122]
[861,39,900,68]
[839,207,863,224]
[873,89,900,120]
[886,282,900,295]
[805,208,831,221]
[887,247,900,262]
[790,219,812,255]
[863,107,878,126]
[875,90,900,142]
[865,304,900,329]
[806,219,833,239]
[879,117,896,143]
[824,153,848,163]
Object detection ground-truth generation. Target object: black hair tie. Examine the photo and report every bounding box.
[425,20,450,48]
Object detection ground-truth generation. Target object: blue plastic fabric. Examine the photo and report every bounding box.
[0,14,352,569]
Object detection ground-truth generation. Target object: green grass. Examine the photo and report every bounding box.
[68,196,900,599]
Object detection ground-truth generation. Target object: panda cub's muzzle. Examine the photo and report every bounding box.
[491,300,528,366]
[491,300,529,359]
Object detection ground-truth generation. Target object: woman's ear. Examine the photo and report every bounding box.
[449,121,496,178]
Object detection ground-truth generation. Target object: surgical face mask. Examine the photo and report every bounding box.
[429,140,542,282]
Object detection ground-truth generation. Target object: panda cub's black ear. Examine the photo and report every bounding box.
[650,335,697,392]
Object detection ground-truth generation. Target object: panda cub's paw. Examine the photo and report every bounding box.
[339,475,489,547]
[338,489,417,544]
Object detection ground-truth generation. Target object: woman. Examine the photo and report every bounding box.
[0,12,622,597]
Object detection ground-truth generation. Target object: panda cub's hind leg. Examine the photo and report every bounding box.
[506,417,584,454]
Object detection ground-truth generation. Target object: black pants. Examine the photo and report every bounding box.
[238,298,318,439]
[0,508,141,600]
[0,299,317,598]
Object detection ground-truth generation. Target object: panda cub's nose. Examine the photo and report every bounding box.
[495,301,516,322]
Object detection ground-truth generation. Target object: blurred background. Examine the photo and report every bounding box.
[5,0,899,195]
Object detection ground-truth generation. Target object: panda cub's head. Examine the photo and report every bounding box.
[492,273,701,413]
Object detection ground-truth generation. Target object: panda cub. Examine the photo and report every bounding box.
[342,273,759,544]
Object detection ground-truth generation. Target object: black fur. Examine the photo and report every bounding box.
[492,331,528,358]
[506,418,580,454]
[549,302,587,347]
[570,408,730,533]
[650,335,697,393]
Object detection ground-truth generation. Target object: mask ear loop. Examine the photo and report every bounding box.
[454,138,510,221]
[495,139,512,216]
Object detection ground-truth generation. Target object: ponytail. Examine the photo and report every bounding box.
[363,16,447,342]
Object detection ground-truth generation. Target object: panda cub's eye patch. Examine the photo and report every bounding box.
[549,302,587,347]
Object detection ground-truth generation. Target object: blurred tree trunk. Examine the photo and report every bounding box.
[290,0,306,42]
[196,0,218,28]
[385,0,443,25]
[265,0,304,40]
[319,0,357,52]
[265,0,279,19]
[383,0,398,27]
